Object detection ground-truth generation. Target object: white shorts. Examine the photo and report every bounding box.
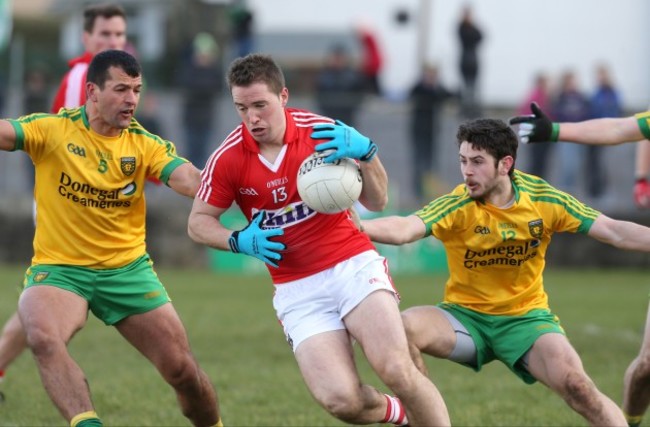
[273,250,399,352]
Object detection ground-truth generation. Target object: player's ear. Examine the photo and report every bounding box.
[86,82,98,102]
[280,87,289,107]
[499,155,514,176]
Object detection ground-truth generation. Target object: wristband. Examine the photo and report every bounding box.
[550,123,560,142]
[360,141,378,162]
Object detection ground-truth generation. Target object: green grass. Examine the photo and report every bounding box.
[0,265,646,426]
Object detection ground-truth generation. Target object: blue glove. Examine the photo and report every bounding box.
[311,120,378,163]
[228,210,285,268]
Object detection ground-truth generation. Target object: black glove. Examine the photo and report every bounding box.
[509,102,559,143]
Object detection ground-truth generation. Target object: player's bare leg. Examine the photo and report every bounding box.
[622,304,650,427]
[18,286,95,421]
[401,306,458,377]
[0,311,29,380]
[116,303,220,426]
[296,329,410,425]
[345,291,450,426]
[527,333,626,426]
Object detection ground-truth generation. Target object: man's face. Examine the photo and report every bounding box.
[83,16,127,55]
[232,82,288,146]
[459,141,501,200]
[90,66,141,131]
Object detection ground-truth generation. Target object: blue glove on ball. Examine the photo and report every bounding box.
[228,210,285,268]
[311,120,378,163]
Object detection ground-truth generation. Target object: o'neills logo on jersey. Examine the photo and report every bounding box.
[463,241,537,269]
[58,171,132,208]
[257,201,317,229]
[121,157,136,176]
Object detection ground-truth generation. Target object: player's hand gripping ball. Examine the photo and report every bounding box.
[297,151,362,214]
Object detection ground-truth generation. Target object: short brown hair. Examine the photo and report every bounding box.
[226,53,286,95]
[83,3,127,33]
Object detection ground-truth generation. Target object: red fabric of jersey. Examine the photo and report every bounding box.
[199,108,375,283]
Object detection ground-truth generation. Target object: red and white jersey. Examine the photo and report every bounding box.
[199,108,376,283]
[50,52,93,113]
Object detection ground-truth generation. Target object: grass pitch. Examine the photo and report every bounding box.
[0,264,646,426]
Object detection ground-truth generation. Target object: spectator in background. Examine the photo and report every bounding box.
[22,67,51,187]
[587,64,621,198]
[518,72,553,179]
[552,70,590,194]
[51,3,126,113]
[23,68,50,114]
[408,63,454,202]
[229,0,254,58]
[177,32,222,168]
[457,5,483,117]
[315,44,364,127]
[137,92,163,137]
[357,22,383,96]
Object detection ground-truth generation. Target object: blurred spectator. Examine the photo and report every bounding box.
[23,67,51,186]
[177,32,222,168]
[357,22,383,96]
[457,5,483,117]
[408,63,454,202]
[518,73,553,179]
[315,44,364,126]
[587,64,621,198]
[229,0,254,58]
[553,70,591,194]
[137,91,163,136]
[23,68,50,114]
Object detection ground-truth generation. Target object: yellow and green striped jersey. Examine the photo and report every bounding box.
[415,170,600,316]
[11,106,187,268]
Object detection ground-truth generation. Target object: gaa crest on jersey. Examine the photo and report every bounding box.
[528,219,543,239]
[121,157,136,176]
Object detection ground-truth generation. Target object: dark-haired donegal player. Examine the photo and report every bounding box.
[0,49,222,427]
[362,117,650,426]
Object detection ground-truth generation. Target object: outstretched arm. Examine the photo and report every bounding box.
[588,214,650,252]
[361,214,426,245]
[510,102,644,146]
[0,120,17,151]
[559,116,643,146]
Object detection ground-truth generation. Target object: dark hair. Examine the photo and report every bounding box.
[456,118,518,177]
[87,49,141,89]
[226,53,285,94]
[83,3,126,33]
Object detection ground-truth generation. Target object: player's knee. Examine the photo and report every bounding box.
[161,353,199,389]
[376,358,420,393]
[23,326,60,358]
[562,370,597,405]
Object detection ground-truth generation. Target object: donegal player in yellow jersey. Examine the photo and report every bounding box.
[511,104,650,427]
[361,118,650,426]
[0,50,222,427]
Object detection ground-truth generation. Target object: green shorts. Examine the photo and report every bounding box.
[438,303,565,384]
[23,254,171,326]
